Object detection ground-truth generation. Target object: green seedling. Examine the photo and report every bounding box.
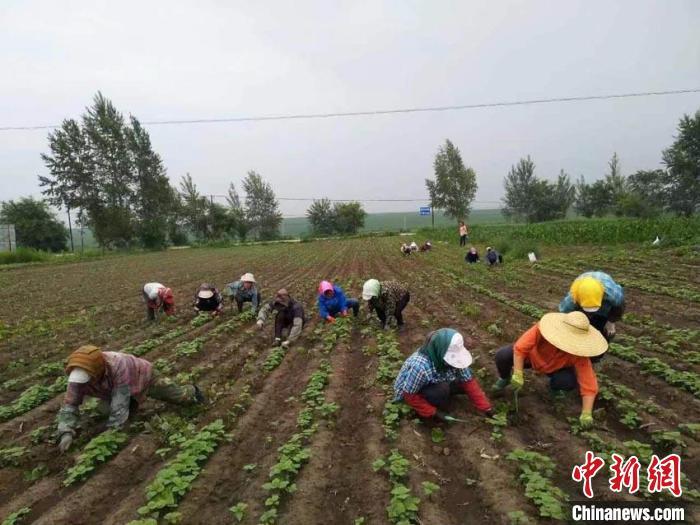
[64,430,128,486]
[229,502,247,522]
[1,507,31,525]
[243,463,257,472]
[421,480,440,496]
[0,446,26,467]
[431,427,445,443]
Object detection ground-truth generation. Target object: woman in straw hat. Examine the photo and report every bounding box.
[56,345,205,453]
[193,283,224,315]
[227,273,262,313]
[394,328,493,422]
[492,311,608,428]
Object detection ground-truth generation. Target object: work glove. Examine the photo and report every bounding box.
[604,322,616,337]
[256,320,264,330]
[326,316,336,324]
[579,410,594,429]
[58,433,73,453]
[281,340,290,349]
[511,370,524,392]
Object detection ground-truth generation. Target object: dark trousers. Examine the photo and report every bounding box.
[494,344,578,392]
[584,302,625,362]
[236,292,262,312]
[376,292,410,326]
[459,235,467,247]
[274,315,305,339]
[420,381,463,408]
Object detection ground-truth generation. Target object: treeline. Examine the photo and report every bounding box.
[35,93,286,249]
[502,110,700,222]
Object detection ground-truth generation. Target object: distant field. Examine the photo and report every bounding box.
[282,208,505,236]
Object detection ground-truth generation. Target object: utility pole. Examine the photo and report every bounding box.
[66,207,74,252]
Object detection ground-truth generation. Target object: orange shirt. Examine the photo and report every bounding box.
[514,323,598,397]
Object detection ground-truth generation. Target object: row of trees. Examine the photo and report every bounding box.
[502,110,700,222]
[38,93,283,248]
[306,199,367,235]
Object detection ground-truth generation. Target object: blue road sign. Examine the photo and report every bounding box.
[419,206,431,216]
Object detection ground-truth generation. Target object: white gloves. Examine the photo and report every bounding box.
[604,322,616,337]
[256,320,264,330]
[58,433,73,453]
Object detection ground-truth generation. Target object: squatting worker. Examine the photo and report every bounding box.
[256,288,305,348]
[465,246,479,264]
[393,328,493,421]
[142,282,175,320]
[56,345,206,452]
[362,279,410,330]
[193,283,224,315]
[317,280,359,323]
[559,271,625,344]
[493,311,608,429]
[228,273,262,313]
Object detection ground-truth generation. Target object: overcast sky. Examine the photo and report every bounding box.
[1,0,699,217]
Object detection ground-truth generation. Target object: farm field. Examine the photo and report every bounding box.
[0,237,698,524]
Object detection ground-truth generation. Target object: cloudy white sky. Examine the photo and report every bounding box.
[1,0,699,217]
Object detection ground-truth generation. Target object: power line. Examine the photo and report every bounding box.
[207,194,502,204]
[2,88,699,132]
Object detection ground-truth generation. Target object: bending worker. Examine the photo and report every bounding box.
[362,279,410,330]
[193,283,224,315]
[317,280,359,322]
[56,345,205,452]
[559,271,625,342]
[228,273,262,313]
[493,311,608,428]
[393,328,492,421]
[256,289,305,348]
[142,282,175,320]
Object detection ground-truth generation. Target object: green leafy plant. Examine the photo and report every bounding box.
[136,420,226,520]
[0,446,26,467]
[243,463,257,472]
[431,427,445,444]
[24,464,49,482]
[64,429,128,486]
[506,449,568,520]
[0,376,67,421]
[190,313,211,327]
[1,507,31,525]
[229,502,247,522]
[373,449,421,524]
[421,480,440,496]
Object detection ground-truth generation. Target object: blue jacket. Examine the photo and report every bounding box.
[318,285,348,319]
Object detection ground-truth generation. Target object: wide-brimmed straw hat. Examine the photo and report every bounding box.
[538,311,608,357]
[241,273,256,283]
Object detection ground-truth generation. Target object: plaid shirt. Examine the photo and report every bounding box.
[559,271,624,318]
[393,351,473,401]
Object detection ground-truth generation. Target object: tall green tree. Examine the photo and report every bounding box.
[0,197,68,252]
[619,169,667,218]
[662,110,700,216]
[226,182,250,241]
[502,156,537,221]
[178,173,209,240]
[40,92,177,248]
[332,201,366,234]
[306,198,335,235]
[125,117,174,248]
[243,171,282,240]
[425,139,477,220]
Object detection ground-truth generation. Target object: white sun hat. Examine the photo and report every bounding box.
[198,289,214,299]
[68,367,91,383]
[240,273,256,283]
[444,332,473,369]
